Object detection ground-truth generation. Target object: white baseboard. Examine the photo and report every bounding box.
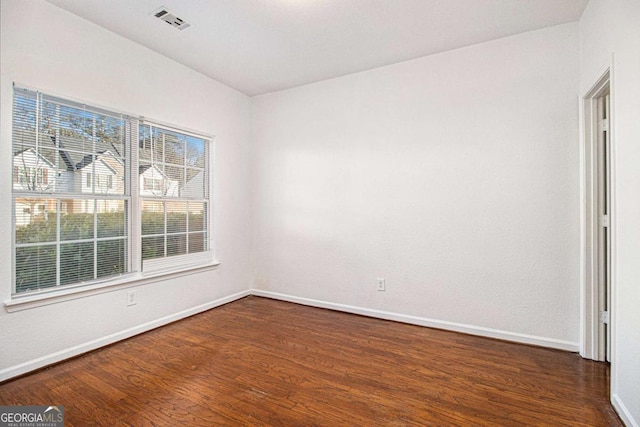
[251,289,580,352]
[0,289,250,383]
[0,288,583,383]
[613,393,638,427]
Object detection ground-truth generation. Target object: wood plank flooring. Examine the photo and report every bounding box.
[0,296,622,426]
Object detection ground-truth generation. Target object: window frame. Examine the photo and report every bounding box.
[137,120,212,273]
[8,85,217,307]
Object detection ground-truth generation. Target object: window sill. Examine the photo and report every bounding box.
[4,260,221,313]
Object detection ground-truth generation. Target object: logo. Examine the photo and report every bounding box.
[0,406,64,427]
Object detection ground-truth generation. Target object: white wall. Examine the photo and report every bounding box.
[251,23,581,349]
[580,1,640,425]
[0,0,253,380]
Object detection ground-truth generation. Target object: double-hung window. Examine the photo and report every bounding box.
[138,123,210,271]
[11,86,212,296]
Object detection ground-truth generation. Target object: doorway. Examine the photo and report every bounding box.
[582,70,612,362]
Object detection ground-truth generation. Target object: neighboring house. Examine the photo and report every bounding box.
[75,152,123,214]
[13,148,57,192]
[14,132,195,225]
[183,169,205,199]
[13,146,126,224]
[139,164,180,198]
[13,148,57,226]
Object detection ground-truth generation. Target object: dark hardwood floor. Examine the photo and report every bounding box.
[0,296,622,426]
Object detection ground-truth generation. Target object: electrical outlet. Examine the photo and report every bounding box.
[377,278,386,292]
[127,290,137,306]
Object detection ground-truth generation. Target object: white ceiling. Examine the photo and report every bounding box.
[45,0,589,96]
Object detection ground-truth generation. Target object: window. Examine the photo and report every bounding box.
[89,173,115,191]
[14,167,49,186]
[143,177,163,191]
[139,124,209,265]
[11,87,212,296]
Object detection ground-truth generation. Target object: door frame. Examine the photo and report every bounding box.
[580,67,615,362]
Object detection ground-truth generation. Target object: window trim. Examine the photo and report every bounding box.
[8,84,217,304]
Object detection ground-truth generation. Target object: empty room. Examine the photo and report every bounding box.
[0,0,638,425]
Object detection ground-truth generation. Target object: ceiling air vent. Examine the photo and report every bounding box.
[152,7,191,30]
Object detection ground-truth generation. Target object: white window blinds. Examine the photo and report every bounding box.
[12,86,213,295]
[139,123,210,270]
